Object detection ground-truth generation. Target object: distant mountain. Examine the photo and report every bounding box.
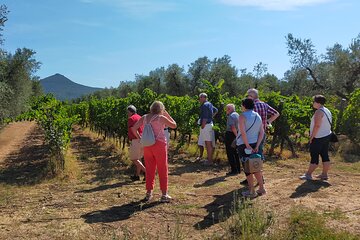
[40,74,102,101]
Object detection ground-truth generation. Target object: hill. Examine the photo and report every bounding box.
[40,74,102,100]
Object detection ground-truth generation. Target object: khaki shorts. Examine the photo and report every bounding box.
[129,139,143,160]
[198,124,216,147]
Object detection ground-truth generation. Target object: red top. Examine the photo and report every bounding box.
[128,113,143,140]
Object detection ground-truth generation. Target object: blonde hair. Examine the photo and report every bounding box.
[150,101,165,114]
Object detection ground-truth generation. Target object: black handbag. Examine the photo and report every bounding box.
[319,109,338,143]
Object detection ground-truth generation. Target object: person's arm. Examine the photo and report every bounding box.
[231,125,237,137]
[310,110,323,143]
[266,105,280,127]
[254,124,264,153]
[131,116,144,139]
[212,106,218,117]
[239,115,251,149]
[229,114,238,136]
[160,110,177,129]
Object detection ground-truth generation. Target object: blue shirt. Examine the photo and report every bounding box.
[226,111,239,132]
[236,110,262,145]
[200,101,218,124]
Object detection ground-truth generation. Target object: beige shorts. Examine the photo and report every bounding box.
[198,124,216,147]
[129,139,143,160]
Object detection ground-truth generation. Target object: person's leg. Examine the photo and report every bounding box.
[300,139,320,179]
[225,132,237,173]
[237,145,248,184]
[129,140,145,180]
[154,141,169,196]
[307,139,320,176]
[197,127,205,160]
[254,172,265,193]
[203,124,214,163]
[246,174,255,194]
[143,146,156,194]
[132,159,145,175]
[205,141,213,163]
[319,136,331,177]
[199,145,204,158]
[258,134,266,160]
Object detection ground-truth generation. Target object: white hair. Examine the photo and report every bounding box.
[247,88,259,98]
[199,93,207,98]
[226,103,235,111]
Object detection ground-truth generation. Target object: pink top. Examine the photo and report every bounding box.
[145,114,166,144]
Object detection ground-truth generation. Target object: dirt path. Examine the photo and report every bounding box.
[0,123,359,239]
[0,121,37,162]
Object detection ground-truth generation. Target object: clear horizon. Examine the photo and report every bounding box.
[3,0,360,88]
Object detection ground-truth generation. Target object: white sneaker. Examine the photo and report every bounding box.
[160,194,172,203]
[299,174,312,180]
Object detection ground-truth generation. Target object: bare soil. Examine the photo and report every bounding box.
[0,122,359,239]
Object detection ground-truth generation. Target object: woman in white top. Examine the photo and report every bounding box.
[300,95,332,180]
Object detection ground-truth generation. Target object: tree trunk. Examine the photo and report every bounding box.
[269,135,277,156]
[285,136,297,157]
[306,67,324,88]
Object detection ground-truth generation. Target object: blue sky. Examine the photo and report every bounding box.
[2,0,360,88]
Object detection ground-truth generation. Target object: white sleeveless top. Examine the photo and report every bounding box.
[310,106,332,138]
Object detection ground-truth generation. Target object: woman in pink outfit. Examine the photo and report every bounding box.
[132,101,176,203]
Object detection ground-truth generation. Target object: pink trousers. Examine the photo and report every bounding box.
[143,140,168,192]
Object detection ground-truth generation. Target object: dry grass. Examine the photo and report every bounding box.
[0,125,360,239]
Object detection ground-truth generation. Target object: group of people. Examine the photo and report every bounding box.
[127,88,334,202]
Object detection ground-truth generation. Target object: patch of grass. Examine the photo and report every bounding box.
[333,160,360,174]
[323,207,348,221]
[62,149,81,180]
[214,198,274,240]
[0,184,15,205]
[274,205,359,240]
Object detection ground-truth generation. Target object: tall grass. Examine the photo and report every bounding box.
[212,193,274,240]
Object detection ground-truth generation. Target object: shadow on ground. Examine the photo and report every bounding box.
[0,126,49,185]
[81,200,160,223]
[169,160,226,176]
[71,128,129,183]
[290,180,331,198]
[194,187,247,230]
[193,175,227,188]
[75,180,137,194]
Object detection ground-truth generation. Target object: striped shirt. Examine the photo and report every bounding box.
[253,99,278,130]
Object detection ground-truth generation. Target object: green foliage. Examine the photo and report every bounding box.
[282,206,359,240]
[16,95,79,174]
[342,89,360,144]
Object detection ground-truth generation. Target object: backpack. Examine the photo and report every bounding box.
[140,114,158,147]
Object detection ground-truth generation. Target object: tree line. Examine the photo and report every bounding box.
[0,5,42,125]
[80,33,359,102]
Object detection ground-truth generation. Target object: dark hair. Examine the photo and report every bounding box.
[242,98,254,110]
[313,95,326,105]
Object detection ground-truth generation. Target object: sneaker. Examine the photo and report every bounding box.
[160,194,172,203]
[143,192,153,202]
[299,174,313,180]
[130,175,140,181]
[315,174,329,180]
[226,171,239,176]
[241,190,258,199]
[201,160,214,166]
[240,179,248,185]
[256,189,267,196]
